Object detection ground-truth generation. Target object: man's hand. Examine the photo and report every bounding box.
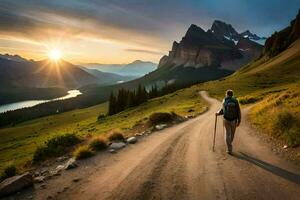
[236,121,240,127]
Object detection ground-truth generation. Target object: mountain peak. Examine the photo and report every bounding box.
[240,30,262,40]
[185,24,206,37]
[210,20,239,40]
[131,60,143,64]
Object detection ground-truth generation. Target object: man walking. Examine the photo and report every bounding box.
[216,90,241,154]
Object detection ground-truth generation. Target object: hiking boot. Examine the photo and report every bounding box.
[226,150,232,155]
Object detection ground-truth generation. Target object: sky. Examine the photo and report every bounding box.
[0,0,299,64]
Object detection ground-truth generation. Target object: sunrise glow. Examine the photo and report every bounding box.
[48,49,62,61]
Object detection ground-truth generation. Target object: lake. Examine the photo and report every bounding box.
[0,90,82,113]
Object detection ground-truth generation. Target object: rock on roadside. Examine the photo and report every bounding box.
[155,124,167,130]
[109,149,117,154]
[33,176,46,183]
[110,142,126,150]
[65,158,78,170]
[0,172,33,197]
[126,137,137,144]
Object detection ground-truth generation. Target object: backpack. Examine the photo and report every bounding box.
[223,97,238,121]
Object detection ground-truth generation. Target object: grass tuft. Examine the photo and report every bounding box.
[108,132,124,142]
[1,164,17,180]
[89,137,107,151]
[148,112,177,125]
[74,145,94,160]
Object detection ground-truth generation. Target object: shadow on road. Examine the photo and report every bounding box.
[233,152,300,185]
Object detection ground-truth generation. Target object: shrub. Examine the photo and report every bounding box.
[272,110,296,133]
[108,132,124,142]
[239,97,259,105]
[272,109,300,146]
[74,145,94,160]
[33,133,81,163]
[98,114,106,121]
[1,164,17,179]
[283,126,300,147]
[89,137,107,151]
[148,112,176,125]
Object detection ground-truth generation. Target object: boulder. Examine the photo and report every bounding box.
[0,172,33,197]
[109,149,117,154]
[65,158,78,170]
[134,133,143,137]
[110,142,126,150]
[40,168,49,176]
[155,124,167,130]
[49,170,61,177]
[33,176,46,183]
[126,137,137,144]
[56,165,65,171]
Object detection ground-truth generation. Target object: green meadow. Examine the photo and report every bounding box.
[0,86,208,173]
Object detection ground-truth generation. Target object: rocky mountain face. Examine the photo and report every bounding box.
[158,22,263,71]
[263,9,300,57]
[158,24,243,69]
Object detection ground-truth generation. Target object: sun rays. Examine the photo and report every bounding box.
[48,49,62,61]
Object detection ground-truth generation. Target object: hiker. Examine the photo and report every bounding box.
[216,90,241,154]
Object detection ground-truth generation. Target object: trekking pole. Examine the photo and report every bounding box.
[212,114,217,152]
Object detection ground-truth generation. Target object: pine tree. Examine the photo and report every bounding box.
[137,84,148,104]
[127,90,136,107]
[108,92,117,115]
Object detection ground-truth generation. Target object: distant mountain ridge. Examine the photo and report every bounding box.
[83,60,157,77]
[0,58,100,89]
[0,53,31,63]
[80,67,137,85]
[0,56,101,104]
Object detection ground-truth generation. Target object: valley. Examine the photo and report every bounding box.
[0,86,207,173]
[0,2,300,199]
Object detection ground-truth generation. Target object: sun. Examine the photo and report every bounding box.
[48,49,62,61]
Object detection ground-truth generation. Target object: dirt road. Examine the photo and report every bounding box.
[22,91,300,200]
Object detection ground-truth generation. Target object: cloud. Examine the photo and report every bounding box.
[0,0,173,50]
[0,0,299,63]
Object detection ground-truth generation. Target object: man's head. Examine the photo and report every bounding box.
[226,89,233,97]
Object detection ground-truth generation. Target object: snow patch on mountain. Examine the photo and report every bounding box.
[223,35,239,44]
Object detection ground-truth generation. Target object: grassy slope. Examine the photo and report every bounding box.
[0,87,207,173]
[196,39,300,147]
[249,85,300,146]
[199,39,300,100]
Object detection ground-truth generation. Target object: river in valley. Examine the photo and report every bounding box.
[0,90,82,113]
